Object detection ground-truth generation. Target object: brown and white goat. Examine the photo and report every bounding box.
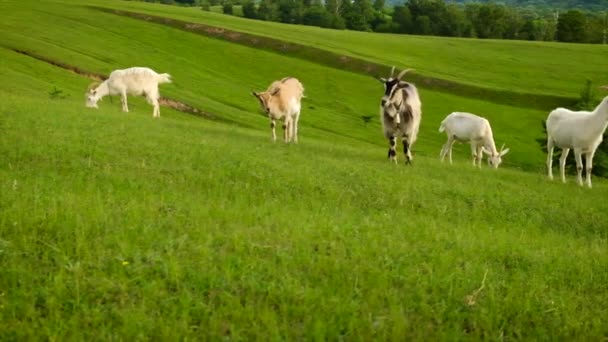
[252,77,304,143]
[378,67,422,164]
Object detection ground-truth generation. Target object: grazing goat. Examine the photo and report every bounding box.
[252,77,304,143]
[439,112,509,168]
[546,89,608,188]
[378,67,422,164]
[86,67,172,118]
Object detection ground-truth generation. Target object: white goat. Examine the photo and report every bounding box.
[378,67,422,164]
[546,90,608,188]
[252,77,304,143]
[439,112,509,168]
[86,67,172,118]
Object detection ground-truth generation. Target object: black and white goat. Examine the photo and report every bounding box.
[252,77,304,143]
[378,67,422,164]
[86,67,172,118]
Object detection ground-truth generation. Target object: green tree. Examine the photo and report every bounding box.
[407,0,443,35]
[345,0,374,31]
[369,10,389,31]
[556,10,587,42]
[444,3,472,37]
[302,4,332,27]
[242,0,257,18]
[585,12,607,44]
[416,15,432,34]
[329,13,346,29]
[392,5,412,33]
[325,0,340,17]
[466,3,511,39]
[519,19,537,40]
[257,0,279,20]
[339,0,354,27]
[222,2,233,14]
[277,0,304,23]
[372,0,384,11]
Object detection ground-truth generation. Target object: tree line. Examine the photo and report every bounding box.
[230,0,605,43]
[141,0,606,44]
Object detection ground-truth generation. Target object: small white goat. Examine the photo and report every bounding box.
[546,89,608,188]
[86,67,172,118]
[252,77,304,143]
[378,67,422,164]
[439,112,509,168]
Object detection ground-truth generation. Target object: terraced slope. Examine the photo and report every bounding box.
[72,0,608,98]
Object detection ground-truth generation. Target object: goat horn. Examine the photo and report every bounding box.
[500,143,505,151]
[396,68,414,80]
[389,66,395,78]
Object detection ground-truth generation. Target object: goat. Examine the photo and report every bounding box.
[252,77,304,143]
[546,89,608,188]
[439,112,509,168]
[378,66,422,164]
[86,67,172,118]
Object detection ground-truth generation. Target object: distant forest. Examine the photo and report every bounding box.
[145,0,608,44]
[389,0,608,11]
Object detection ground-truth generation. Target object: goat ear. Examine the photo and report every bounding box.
[251,91,259,97]
[377,77,387,83]
[500,148,510,156]
[271,88,280,96]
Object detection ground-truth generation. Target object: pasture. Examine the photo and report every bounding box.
[80,0,608,98]
[0,0,607,339]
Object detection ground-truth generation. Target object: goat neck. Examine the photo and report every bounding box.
[94,81,110,100]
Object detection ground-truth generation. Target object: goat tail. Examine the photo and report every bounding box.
[438,120,446,133]
[157,73,172,84]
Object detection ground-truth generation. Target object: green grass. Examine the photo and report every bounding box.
[73,0,608,98]
[1,46,607,340]
[90,7,577,110]
[1,1,607,339]
[0,0,554,171]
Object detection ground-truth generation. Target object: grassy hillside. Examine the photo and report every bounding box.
[73,0,608,98]
[0,0,556,171]
[0,1,607,340]
[1,46,607,340]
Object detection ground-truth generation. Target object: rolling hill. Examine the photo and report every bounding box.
[0,0,606,339]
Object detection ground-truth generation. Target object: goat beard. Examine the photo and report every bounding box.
[384,108,401,125]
